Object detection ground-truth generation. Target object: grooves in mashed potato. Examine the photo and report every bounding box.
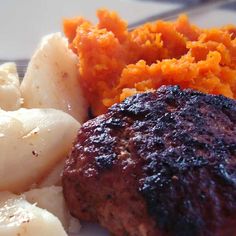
[64,9,236,116]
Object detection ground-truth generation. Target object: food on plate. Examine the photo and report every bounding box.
[38,158,66,187]
[24,185,81,231]
[0,108,80,193]
[64,9,236,115]
[0,63,22,111]
[1,7,236,236]
[63,86,236,236]
[0,63,82,234]
[0,191,67,236]
[20,33,88,123]
[24,186,69,229]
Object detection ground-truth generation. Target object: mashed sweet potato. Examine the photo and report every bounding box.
[64,9,236,116]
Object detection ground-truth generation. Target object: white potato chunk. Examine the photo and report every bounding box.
[0,108,80,193]
[0,63,22,111]
[20,33,88,123]
[0,191,67,236]
[23,186,81,232]
[38,158,65,187]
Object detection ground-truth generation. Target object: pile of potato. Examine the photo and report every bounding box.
[0,33,88,235]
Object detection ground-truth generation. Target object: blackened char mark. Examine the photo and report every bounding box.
[64,85,236,236]
[110,86,236,236]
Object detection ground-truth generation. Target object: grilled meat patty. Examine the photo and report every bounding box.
[63,86,236,236]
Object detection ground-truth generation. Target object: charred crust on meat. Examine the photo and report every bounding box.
[63,86,236,236]
[114,86,236,235]
[96,153,116,170]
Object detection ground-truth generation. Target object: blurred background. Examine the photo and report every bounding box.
[0,0,235,59]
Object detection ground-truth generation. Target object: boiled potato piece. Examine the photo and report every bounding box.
[0,191,67,236]
[24,186,69,228]
[38,158,65,187]
[0,63,22,111]
[23,186,71,230]
[20,33,88,123]
[0,108,80,193]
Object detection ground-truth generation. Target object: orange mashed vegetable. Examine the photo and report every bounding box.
[64,9,236,116]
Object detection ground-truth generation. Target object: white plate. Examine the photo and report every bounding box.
[75,223,110,236]
[0,0,181,59]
